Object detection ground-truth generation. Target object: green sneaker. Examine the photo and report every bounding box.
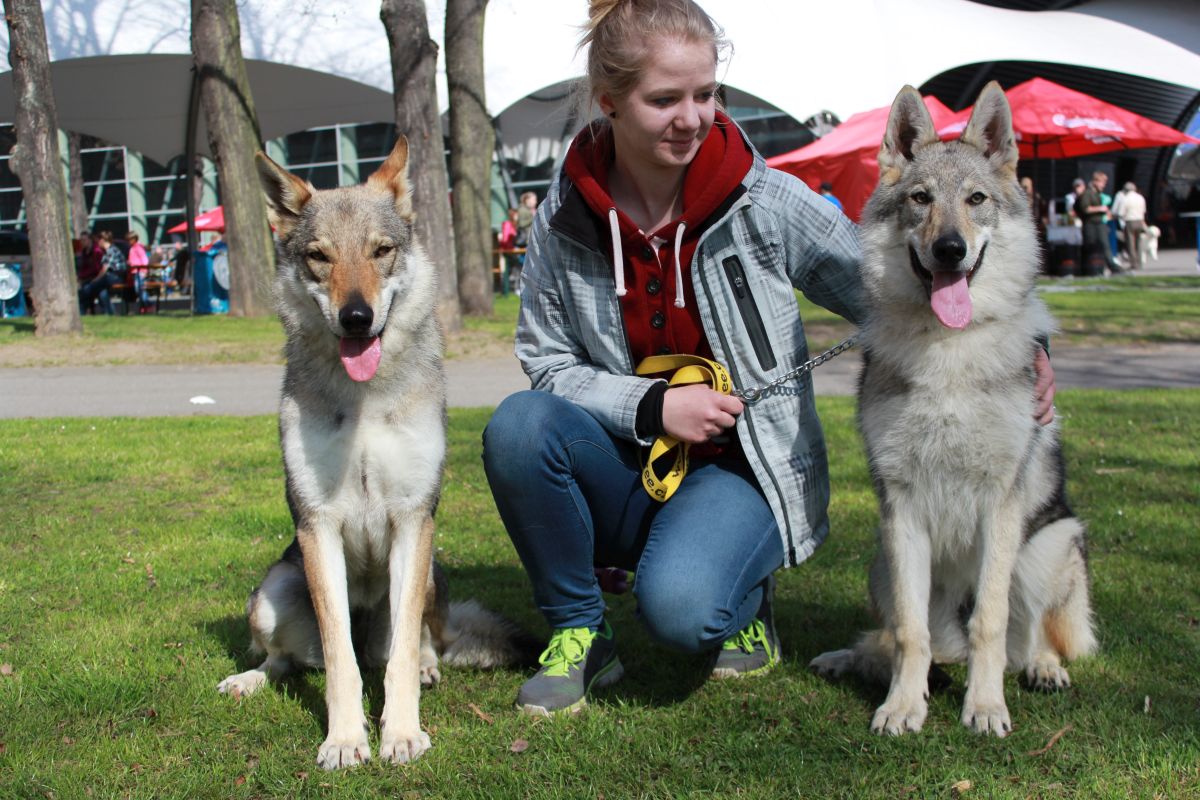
[711,575,780,679]
[516,620,623,716]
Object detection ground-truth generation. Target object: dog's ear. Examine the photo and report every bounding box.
[367,136,414,222]
[878,86,939,184]
[255,152,313,238]
[960,81,1019,176]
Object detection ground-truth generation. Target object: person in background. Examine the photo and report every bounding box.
[1114,181,1147,270]
[1065,177,1086,226]
[818,181,843,212]
[77,230,118,315]
[1079,171,1123,275]
[498,207,524,293]
[126,231,152,313]
[1020,176,1048,256]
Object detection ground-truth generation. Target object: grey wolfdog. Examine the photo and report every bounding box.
[217,138,533,769]
[810,83,1097,737]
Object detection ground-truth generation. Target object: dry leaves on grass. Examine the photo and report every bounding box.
[509,738,529,754]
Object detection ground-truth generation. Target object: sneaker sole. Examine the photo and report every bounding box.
[516,657,624,717]
[709,651,781,680]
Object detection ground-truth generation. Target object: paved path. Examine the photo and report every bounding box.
[3,249,1197,418]
[1,343,1197,418]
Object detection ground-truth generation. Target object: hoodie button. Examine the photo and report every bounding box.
[650,311,665,329]
[646,278,661,295]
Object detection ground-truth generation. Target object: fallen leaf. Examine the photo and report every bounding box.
[1026,724,1072,756]
[0,664,12,676]
[234,775,246,787]
[468,703,494,724]
[951,779,972,796]
[509,738,529,754]
[294,771,308,780]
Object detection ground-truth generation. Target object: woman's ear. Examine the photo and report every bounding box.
[598,93,616,118]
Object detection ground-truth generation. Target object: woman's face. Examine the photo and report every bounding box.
[600,37,717,173]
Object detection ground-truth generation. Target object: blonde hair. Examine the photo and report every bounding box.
[579,0,729,105]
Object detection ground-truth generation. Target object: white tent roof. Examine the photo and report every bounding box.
[1,0,1197,163]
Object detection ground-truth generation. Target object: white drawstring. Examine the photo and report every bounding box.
[672,221,687,309]
[608,208,626,297]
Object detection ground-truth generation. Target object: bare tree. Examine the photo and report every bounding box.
[445,0,493,315]
[66,133,88,237]
[191,0,275,316]
[380,0,461,332]
[3,0,81,336]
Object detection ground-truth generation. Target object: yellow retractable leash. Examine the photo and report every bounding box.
[632,335,859,503]
[634,354,733,502]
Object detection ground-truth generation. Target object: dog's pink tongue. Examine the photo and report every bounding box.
[930,271,973,330]
[339,336,382,382]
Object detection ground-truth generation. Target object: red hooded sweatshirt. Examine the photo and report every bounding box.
[563,111,753,365]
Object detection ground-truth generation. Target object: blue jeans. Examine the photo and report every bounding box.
[483,391,783,654]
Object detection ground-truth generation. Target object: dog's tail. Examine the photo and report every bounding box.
[439,599,543,669]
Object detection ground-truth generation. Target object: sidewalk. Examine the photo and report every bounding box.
[1,249,1196,419]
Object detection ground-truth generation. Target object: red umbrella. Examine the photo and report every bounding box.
[938,77,1200,159]
[167,206,225,235]
[767,96,962,222]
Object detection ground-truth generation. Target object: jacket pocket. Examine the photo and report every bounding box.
[721,255,777,372]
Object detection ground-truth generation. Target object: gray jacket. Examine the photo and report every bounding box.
[515,149,867,567]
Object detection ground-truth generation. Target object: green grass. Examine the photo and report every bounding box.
[1,394,1197,798]
[800,275,1200,350]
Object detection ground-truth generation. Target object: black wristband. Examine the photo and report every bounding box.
[635,381,669,439]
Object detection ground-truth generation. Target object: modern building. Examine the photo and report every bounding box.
[0,0,1197,246]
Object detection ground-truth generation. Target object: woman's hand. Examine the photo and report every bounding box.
[1033,348,1056,425]
[662,384,744,444]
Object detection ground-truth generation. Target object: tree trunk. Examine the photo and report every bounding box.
[380,0,462,332]
[67,133,88,237]
[191,0,275,317]
[4,0,81,336]
[445,0,494,316]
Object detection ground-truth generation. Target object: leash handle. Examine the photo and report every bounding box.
[634,355,732,502]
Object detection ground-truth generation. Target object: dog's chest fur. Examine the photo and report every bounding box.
[860,317,1042,557]
[280,355,445,585]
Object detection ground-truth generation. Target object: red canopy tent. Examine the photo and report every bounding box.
[768,79,1200,222]
[938,77,1200,159]
[167,206,225,234]
[766,96,962,222]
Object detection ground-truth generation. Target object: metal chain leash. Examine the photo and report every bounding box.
[731,334,860,404]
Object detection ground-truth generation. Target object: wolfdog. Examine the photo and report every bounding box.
[809,83,1097,737]
[217,138,532,769]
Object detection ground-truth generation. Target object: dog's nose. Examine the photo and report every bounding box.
[932,234,968,266]
[339,298,374,336]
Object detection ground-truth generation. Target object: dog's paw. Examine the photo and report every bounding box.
[419,664,441,688]
[961,692,1012,737]
[217,670,266,698]
[809,649,855,680]
[1026,661,1071,692]
[316,728,371,770]
[379,729,432,765]
[870,694,927,736]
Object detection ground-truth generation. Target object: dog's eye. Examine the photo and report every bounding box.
[911,191,931,205]
[307,249,329,263]
[374,244,394,259]
[968,192,988,206]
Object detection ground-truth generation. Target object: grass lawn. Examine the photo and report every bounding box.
[2,276,1198,368]
[1,392,1197,798]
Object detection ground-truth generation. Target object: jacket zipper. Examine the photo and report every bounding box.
[721,255,777,371]
[698,246,795,564]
